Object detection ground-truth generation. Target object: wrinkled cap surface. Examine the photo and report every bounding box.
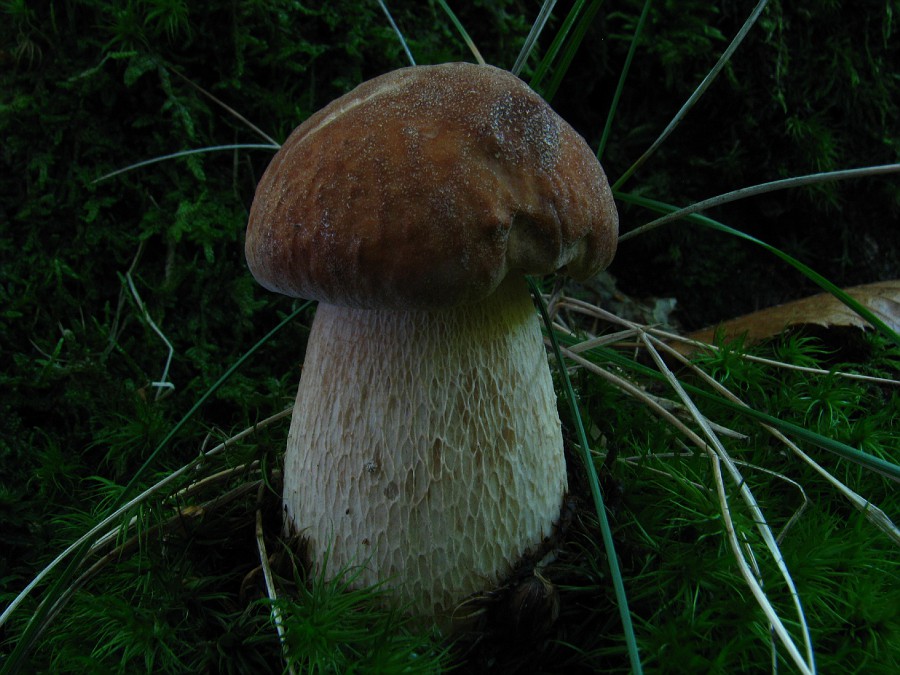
[246,62,618,310]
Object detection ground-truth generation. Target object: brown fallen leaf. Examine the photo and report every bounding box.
[681,280,900,350]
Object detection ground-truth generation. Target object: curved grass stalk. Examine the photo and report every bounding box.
[511,0,557,75]
[565,326,641,352]
[740,530,780,672]
[597,0,653,161]
[773,436,900,545]
[650,335,900,546]
[707,452,815,675]
[254,483,297,675]
[541,0,603,103]
[122,242,174,400]
[621,452,810,545]
[529,277,644,675]
[435,0,485,65]
[528,0,585,92]
[613,0,770,190]
[169,68,280,146]
[638,333,815,674]
[698,385,900,480]
[0,408,291,633]
[377,0,416,66]
[92,144,280,184]
[619,163,900,242]
[172,460,261,501]
[558,295,900,480]
[618,192,900,348]
[649,326,900,388]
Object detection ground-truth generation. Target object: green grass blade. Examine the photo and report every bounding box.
[612,0,770,190]
[619,164,900,242]
[528,277,644,675]
[168,68,281,146]
[376,0,416,66]
[434,0,485,65]
[542,0,604,103]
[529,0,585,92]
[703,397,900,481]
[92,144,280,183]
[596,0,653,161]
[617,191,900,348]
[511,0,557,76]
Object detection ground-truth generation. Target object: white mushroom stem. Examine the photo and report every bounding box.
[282,274,567,624]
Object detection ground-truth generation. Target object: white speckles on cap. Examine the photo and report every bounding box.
[246,62,617,310]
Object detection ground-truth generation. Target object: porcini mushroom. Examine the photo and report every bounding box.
[245,62,618,626]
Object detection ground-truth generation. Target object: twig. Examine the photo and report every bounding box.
[123,242,174,400]
[254,483,296,675]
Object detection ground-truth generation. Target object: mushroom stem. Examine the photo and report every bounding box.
[282,275,567,624]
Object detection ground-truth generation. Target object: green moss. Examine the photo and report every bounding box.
[1,1,898,672]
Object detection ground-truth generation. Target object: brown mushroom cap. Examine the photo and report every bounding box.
[246,62,618,310]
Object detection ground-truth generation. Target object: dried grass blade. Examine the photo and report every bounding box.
[613,0,770,189]
[655,337,900,545]
[254,483,296,675]
[0,408,290,630]
[639,333,816,673]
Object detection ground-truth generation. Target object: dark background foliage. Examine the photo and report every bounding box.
[569,0,900,327]
[1,0,898,665]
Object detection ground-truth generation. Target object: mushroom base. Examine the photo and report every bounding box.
[282,275,567,627]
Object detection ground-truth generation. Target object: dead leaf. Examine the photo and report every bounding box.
[681,280,900,350]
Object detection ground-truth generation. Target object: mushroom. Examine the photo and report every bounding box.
[245,62,618,626]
